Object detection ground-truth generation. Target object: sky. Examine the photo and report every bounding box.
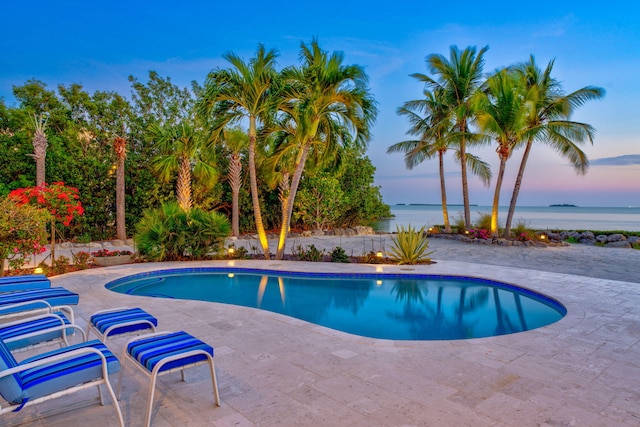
[2,1,639,207]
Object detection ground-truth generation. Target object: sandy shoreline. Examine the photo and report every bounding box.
[29,234,640,284]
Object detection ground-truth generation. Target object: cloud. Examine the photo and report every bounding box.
[591,154,640,166]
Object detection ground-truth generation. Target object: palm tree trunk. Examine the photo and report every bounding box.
[229,153,242,237]
[115,155,126,240]
[438,150,451,233]
[459,123,471,229]
[505,138,533,237]
[248,117,270,259]
[176,155,192,212]
[491,158,507,237]
[276,143,310,260]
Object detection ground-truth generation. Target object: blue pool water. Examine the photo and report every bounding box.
[106,268,566,341]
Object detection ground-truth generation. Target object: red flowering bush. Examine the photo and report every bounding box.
[8,182,84,226]
[467,228,491,240]
[91,249,132,257]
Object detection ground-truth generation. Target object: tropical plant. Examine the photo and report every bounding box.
[135,201,230,261]
[419,45,489,229]
[270,39,377,259]
[330,246,350,263]
[475,68,529,236]
[147,121,218,212]
[113,135,127,240]
[0,198,51,276]
[200,44,279,259]
[503,56,605,236]
[293,244,325,262]
[388,225,434,264]
[389,85,491,233]
[222,127,248,236]
[31,113,48,186]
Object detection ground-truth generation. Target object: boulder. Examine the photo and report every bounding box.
[628,236,640,244]
[581,231,595,239]
[606,241,632,248]
[352,226,375,235]
[111,239,125,246]
[607,234,627,242]
[301,230,313,237]
[596,235,609,243]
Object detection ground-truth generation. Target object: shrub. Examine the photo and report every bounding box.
[474,212,492,231]
[330,246,350,263]
[135,202,230,261]
[293,244,324,262]
[467,229,491,240]
[388,225,434,265]
[362,251,383,264]
[72,251,91,269]
[52,255,70,275]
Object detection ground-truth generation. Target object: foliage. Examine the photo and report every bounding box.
[0,198,51,275]
[8,182,84,226]
[71,251,91,269]
[51,255,70,275]
[474,212,493,231]
[467,229,491,240]
[362,251,384,264]
[135,201,230,261]
[293,244,325,262]
[330,246,350,263]
[388,225,434,265]
[91,249,133,257]
[294,173,344,229]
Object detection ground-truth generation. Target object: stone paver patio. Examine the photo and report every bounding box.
[3,258,640,426]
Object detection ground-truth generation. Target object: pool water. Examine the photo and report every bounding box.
[106,268,566,340]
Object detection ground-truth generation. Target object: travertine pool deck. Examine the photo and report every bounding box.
[4,258,640,426]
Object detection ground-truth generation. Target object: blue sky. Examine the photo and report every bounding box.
[2,1,639,207]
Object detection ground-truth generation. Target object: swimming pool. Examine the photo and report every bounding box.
[106,268,566,340]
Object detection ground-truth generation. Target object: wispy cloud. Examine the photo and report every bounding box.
[591,154,640,166]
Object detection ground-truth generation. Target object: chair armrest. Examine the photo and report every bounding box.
[0,346,109,379]
[3,323,87,345]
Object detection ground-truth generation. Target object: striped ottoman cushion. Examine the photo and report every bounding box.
[127,331,213,373]
[90,308,158,338]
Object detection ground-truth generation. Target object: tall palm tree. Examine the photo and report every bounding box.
[271,39,377,259]
[147,121,217,212]
[503,56,605,236]
[31,113,48,186]
[223,127,248,237]
[418,46,489,229]
[475,69,529,236]
[113,135,127,240]
[200,45,279,259]
[388,87,491,233]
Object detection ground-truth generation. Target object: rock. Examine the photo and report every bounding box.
[496,239,512,246]
[111,239,125,246]
[476,239,492,245]
[311,229,325,236]
[607,234,626,242]
[301,231,313,237]
[512,240,523,246]
[352,226,374,235]
[533,242,547,248]
[569,231,582,239]
[578,238,595,246]
[596,235,609,243]
[547,232,562,241]
[581,231,595,239]
[628,236,640,244]
[606,241,632,248]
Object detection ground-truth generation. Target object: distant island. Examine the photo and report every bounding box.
[549,204,578,207]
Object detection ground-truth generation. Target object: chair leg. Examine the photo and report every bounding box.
[209,358,221,406]
[145,372,159,427]
[98,384,104,405]
[103,379,125,427]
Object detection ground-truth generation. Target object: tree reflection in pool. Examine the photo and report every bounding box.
[106,268,566,340]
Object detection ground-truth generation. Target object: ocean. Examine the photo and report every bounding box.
[374,205,640,232]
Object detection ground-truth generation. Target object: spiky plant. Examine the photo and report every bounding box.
[388,225,434,265]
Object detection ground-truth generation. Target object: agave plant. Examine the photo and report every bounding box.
[388,225,434,265]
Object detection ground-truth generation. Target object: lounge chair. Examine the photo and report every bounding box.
[0,338,124,426]
[0,275,50,292]
[0,287,79,320]
[0,312,85,353]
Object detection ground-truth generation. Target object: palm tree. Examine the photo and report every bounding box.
[147,121,217,212]
[200,45,279,259]
[503,56,605,236]
[223,127,248,237]
[418,46,489,229]
[388,87,491,233]
[113,136,127,240]
[475,69,529,236]
[31,113,48,186]
[271,39,377,259]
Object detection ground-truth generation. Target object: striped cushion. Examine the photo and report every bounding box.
[90,308,158,337]
[0,313,73,351]
[0,340,22,403]
[127,331,213,373]
[18,340,120,402]
[0,275,50,292]
[0,288,79,315]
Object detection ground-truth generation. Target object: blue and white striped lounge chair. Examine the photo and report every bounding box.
[118,331,220,427]
[0,312,85,353]
[0,287,79,319]
[0,337,124,426]
[0,275,50,292]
